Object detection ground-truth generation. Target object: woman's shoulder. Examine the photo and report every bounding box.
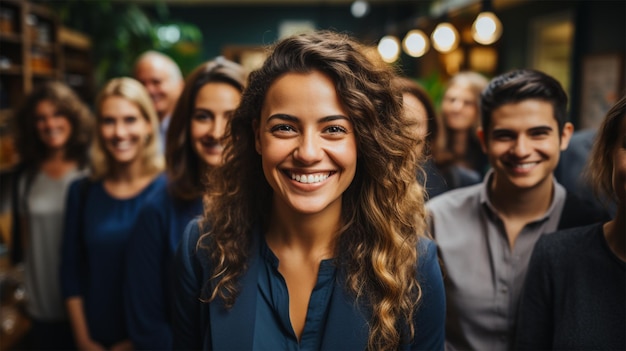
[416,237,440,274]
[67,174,98,194]
[533,223,605,266]
[147,172,168,191]
[132,172,167,200]
[537,223,603,251]
[179,218,211,259]
[176,217,214,282]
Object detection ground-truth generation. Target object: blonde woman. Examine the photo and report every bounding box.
[440,71,489,175]
[60,77,165,350]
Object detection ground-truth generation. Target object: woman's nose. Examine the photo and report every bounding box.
[293,132,323,164]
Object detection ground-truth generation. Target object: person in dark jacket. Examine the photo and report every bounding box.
[516,95,625,350]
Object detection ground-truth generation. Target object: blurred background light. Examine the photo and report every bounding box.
[350,0,370,18]
[377,35,400,63]
[472,11,502,45]
[402,29,429,57]
[431,22,459,53]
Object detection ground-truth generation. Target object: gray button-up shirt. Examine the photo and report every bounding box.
[426,170,566,351]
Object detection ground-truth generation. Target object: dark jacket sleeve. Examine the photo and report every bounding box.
[515,235,554,350]
[558,192,611,230]
[59,178,86,298]
[412,239,446,351]
[9,165,26,265]
[172,219,206,350]
[124,195,172,349]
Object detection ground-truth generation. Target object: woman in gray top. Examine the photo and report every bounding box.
[10,81,93,349]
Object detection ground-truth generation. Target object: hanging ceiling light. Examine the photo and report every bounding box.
[431,22,459,53]
[351,0,370,18]
[377,35,400,63]
[402,29,429,57]
[472,0,502,45]
[472,11,502,44]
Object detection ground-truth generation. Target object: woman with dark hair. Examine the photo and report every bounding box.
[173,31,445,351]
[516,95,626,350]
[394,77,480,199]
[60,77,165,350]
[10,81,93,349]
[124,57,246,350]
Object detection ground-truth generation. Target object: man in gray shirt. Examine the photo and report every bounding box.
[426,69,609,350]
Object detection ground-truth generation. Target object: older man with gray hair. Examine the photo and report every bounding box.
[134,51,184,150]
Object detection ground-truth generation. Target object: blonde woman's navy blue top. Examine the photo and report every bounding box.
[60,174,166,348]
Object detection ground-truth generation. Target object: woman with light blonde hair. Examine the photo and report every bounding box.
[60,77,165,350]
[440,71,489,175]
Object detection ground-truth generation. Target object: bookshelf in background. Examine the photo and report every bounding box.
[0,0,94,171]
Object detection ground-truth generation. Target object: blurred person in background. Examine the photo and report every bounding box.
[60,77,165,350]
[124,57,246,350]
[133,50,184,150]
[440,71,489,176]
[10,81,93,350]
[394,76,480,200]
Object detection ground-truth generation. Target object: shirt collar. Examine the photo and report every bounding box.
[479,169,566,223]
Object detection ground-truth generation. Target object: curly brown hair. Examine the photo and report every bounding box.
[200,31,426,350]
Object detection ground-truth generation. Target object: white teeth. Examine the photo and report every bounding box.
[515,162,538,169]
[290,172,330,184]
[115,141,131,151]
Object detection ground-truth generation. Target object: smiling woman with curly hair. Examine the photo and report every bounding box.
[173,30,445,351]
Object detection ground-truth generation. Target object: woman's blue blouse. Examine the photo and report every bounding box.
[60,174,166,347]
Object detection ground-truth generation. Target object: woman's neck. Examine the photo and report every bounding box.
[40,148,77,179]
[265,199,341,260]
[108,158,145,183]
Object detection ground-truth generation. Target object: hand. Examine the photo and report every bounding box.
[76,338,106,351]
[110,339,134,351]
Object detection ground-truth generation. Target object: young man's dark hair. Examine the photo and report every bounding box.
[480,69,569,135]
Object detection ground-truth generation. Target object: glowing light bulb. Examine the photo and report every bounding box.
[377,35,400,63]
[402,30,429,57]
[431,23,459,53]
[351,0,370,18]
[472,11,502,45]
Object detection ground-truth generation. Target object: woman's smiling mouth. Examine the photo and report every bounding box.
[284,170,335,184]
